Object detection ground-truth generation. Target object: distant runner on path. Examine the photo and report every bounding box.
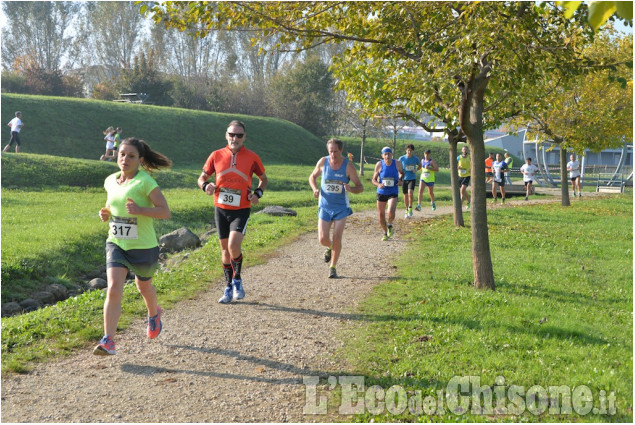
[457,146,471,210]
[372,146,403,241]
[309,138,364,278]
[94,138,172,356]
[416,149,438,211]
[198,120,268,304]
[398,144,420,218]
[520,157,539,201]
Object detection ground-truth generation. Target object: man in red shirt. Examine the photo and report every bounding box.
[198,120,268,304]
[484,152,494,183]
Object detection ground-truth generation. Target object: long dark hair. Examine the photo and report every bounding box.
[120,137,172,171]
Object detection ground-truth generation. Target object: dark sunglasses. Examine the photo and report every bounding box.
[227,133,245,138]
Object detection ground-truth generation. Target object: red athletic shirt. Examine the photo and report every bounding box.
[485,157,493,173]
[202,145,265,210]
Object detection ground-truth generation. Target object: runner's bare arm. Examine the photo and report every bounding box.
[247,173,268,205]
[372,162,383,188]
[125,188,170,219]
[198,171,216,195]
[309,157,326,198]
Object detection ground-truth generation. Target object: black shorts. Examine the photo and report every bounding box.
[459,176,471,187]
[402,179,416,193]
[570,176,580,182]
[106,242,159,281]
[376,193,398,203]
[215,207,251,240]
[486,172,493,178]
[493,179,505,187]
[524,180,533,186]
[8,132,20,146]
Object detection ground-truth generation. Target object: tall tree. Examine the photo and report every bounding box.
[267,55,336,138]
[78,1,146,80]
[512,29,633,205]
[147,1,593,289]
[2,1,80,71]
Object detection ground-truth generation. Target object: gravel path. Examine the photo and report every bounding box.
[1,192,587,422]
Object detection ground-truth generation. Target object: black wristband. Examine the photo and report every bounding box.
[202,181,210,192]
[254,188,263,199]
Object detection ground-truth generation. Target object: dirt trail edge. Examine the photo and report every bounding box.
[1,194,581,422]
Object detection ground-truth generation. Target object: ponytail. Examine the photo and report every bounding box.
[120,138,172,171]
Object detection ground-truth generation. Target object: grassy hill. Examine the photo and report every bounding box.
[0,93,326,165]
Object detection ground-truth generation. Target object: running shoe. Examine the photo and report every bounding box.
[382,234,389,241]
[324,246,332,263]
[579,192,582,197]
[573,192,577,197]
[466,203,471,210]
[415,204,421,211]
[93,335,116,356]
[408,208,413,217]
[404,211,410,219]
[232,278,245,300]
[328,267,337,279]
[219,285,233,303]
[147,306,162,339]
[432,202,436,211]
[387,224,394,237]
[501,198,505,204]
[525,196,528,201]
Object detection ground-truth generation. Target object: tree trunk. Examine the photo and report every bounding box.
[559,147,571,206]
[447,131,465,227]
[359,121,367,176]
[459,68,495,290]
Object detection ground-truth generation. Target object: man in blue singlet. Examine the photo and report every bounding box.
[398,143,420,218]
[309,138,364,278]
[372,146,404,241]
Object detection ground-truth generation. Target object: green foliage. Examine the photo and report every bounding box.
[0,93,326,165]
[116,50,173,106]
[559,1,633,31]
[339,194,633,422]
[267,56,336,138]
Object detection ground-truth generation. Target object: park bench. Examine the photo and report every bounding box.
[113,93,152,104]
[596,172,625,193]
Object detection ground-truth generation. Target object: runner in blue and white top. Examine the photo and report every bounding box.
[372,146,404,241]
[491,153,508,203]
[309,138,364,278]
[398,144,420,218]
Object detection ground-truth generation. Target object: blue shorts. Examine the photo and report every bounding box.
[421,180,435,187]
[318,207,353,222]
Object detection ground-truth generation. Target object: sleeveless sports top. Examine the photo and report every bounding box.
[319,157,350,210]
[420,158,436,183]
[377,160,399,196]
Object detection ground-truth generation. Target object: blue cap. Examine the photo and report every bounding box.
[381,147,392,154]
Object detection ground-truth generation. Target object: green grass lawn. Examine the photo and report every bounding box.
[332,194,632,422]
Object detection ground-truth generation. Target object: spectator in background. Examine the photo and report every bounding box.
[504,152,513,185]
[4,111,24,153]
[100,127,116,161]
[113,127,123,153]
[485,152,494,183]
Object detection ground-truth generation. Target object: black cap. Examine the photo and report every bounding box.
[425,149,432,154]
